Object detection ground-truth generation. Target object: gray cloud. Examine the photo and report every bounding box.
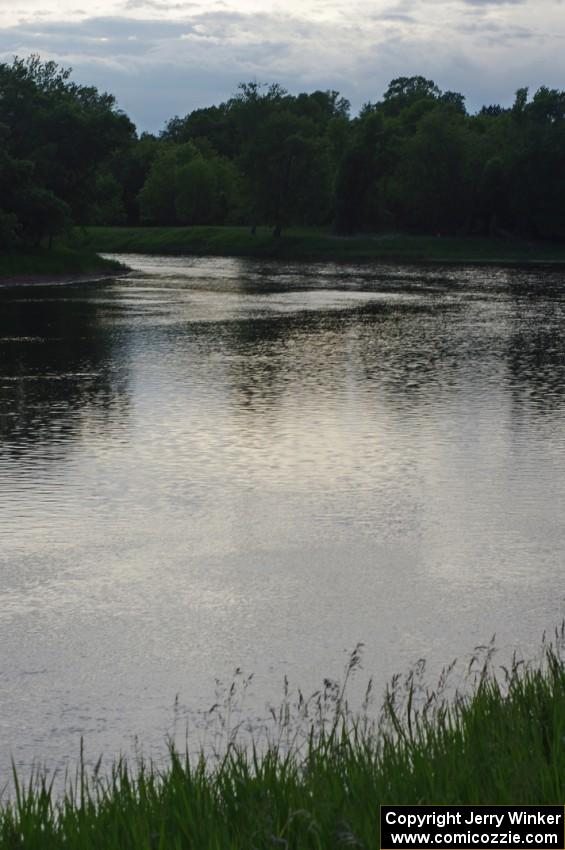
[455,18,534,38]
[1,2,562,131]
[460,0,525,4]
[371,12,418,21]
[123,0,199,11]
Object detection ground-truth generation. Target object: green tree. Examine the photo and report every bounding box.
[175,159,218,224]
[382,76,441,116]
[17,187,71,247]
[392,106,472,234]
[138,146,185,224]
[138,142,242,225]
[232,84,333,233]
[0,55,135,243]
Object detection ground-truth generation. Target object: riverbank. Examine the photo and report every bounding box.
[3,639,565,849]
[0,246,126,284]
[83,226,565,265]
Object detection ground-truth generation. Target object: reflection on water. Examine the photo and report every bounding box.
[1,255,565,777]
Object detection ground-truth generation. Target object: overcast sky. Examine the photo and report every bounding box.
[0,0,563,132]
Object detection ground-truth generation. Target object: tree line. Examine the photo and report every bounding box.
[2,56,565,249]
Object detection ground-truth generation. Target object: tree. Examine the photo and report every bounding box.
[476,157,508,236]
[0,56,135,243]
[382,76,442,115]
[335,109,388,233]
[231,84,333,233]
[0,210,18,248]
[138,146,186,224]
[17,187,71,246]
[138,141,242,226]
[175,159,218,224]
[392,107,472,234]
[506,86,565,238]
[109,132,160,225]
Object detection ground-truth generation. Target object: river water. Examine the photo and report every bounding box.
[1,254,565,778]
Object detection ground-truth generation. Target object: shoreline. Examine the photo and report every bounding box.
[82,226,565,267]
[0,269,127,287]
[1,637,565,845]
[0,246,128,286]
[106,250,565,269]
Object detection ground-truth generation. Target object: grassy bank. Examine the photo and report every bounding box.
[0,246,126,283]
[84,225,565,264]
[3,639,565,849]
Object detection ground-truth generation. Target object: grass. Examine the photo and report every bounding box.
[83,225,565,264]
[0,245,126,282]
[3,634,565,849]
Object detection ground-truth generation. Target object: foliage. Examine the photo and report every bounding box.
[2,60,565,242]
[0,55,134,246]
[137,142,242,226]
[0,210,19,249]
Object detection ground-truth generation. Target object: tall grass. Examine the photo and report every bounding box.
[3,633,565,849]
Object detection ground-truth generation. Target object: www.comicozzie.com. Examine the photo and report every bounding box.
[380,806,565,849]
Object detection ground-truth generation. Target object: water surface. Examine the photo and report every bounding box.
[1,255,565,776]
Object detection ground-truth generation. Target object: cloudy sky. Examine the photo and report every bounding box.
[0,0,563,132]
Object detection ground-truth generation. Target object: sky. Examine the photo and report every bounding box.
[0,0,563,132]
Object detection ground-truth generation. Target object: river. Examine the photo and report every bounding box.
[1,254,564,778]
